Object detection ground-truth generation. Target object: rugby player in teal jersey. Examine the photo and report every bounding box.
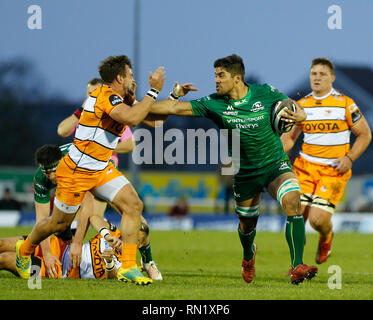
[150,54,318,284]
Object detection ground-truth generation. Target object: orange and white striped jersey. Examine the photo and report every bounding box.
[61,225,122,279]
[66,85,127,172]
[297,88,363,166]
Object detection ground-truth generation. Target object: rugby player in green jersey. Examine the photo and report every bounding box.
[150,54,318,284]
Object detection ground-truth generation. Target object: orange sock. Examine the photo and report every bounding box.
[19,236,37,256]
[320,231,333,244]
[325,232,333,244]
[121,244,137,269]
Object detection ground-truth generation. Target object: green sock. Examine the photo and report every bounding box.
[285,215,305,269]
[238,227,256,261]
[138,243,153,264]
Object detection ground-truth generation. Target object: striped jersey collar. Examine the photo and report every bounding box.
[311,88,340,100]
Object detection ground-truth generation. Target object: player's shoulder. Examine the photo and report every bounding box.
[33,167,51,190]
[251,83,279,93]
[98,85,124,107]
[297,92,313,105]
[298,88,353,105]
[195,93,222,103]
[34,167,45,183]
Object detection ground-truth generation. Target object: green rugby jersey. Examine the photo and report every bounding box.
[190,83,289,176]
[33,143,72,204]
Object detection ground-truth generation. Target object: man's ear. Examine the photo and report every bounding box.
[234,74,242,84]
[331,74,336,84]
[115,74,123,84]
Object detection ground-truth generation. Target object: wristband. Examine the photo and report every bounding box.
[146,88,159,100]
[168,92,179,100]
[99,227,110,239]
[73,106,83,118]
[104,259,115,271]
[346,154,354,164]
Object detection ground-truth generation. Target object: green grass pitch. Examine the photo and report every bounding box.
[0,226,372,300]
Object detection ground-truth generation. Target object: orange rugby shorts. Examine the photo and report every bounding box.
[292,156,351,207]
[55,158,123,207]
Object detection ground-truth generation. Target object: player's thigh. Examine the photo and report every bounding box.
[292,156,317,195]
[0,252,18,275]
[93,162,133,208]
[315,169,350,208]
[49,205,77,233]
[111,183,143,216]
[93,197,108,218]
[0,236,23,253]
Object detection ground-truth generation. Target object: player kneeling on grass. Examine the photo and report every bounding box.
[0,219,161,280]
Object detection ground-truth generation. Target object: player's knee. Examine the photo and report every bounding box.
[309,212,331,230]
[282,192,302,215]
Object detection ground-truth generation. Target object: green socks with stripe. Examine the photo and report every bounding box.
[138,243,153,264]
[285,215,305,269]
[238,227,256,261]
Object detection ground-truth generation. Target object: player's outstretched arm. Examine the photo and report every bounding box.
[150,100,194,116]
[149,81,197,116]
[142,82,198,125]
[110,67,166,126]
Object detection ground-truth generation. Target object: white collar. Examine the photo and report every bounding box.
[312,88,335,100]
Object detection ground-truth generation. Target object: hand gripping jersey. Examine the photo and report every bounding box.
[66,85,127,173]
[190,83,289,177]
[296,88,363,166]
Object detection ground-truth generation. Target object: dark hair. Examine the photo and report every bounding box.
[214,54,245,80]
[311,57,335,74]
[98,55,132,83]
[88,78,103,86]
[34,144,62,168]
